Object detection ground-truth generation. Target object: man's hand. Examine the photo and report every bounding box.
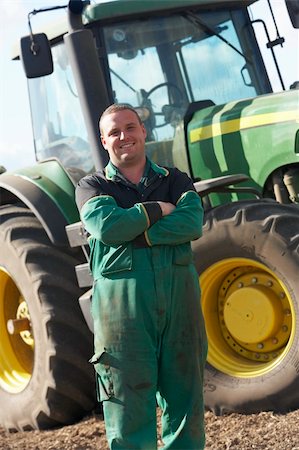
[158,201,176,216]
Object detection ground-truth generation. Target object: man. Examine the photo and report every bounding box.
[75,104,207,450]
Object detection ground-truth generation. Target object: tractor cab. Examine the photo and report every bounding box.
[23,0,281,176]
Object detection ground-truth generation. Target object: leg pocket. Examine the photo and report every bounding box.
[90,351,115,402]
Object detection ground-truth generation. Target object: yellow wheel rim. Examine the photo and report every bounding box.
[200,258,295,377]
[0,267,33,393]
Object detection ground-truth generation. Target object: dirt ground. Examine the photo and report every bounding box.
[1,408,299,450]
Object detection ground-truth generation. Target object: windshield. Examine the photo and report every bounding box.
[103,8,270,146]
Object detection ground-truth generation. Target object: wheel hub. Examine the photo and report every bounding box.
[218,269,292,362]
[224,285,281,343]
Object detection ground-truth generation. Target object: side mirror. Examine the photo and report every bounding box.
[285,0,299,28]
[20,33,53,78]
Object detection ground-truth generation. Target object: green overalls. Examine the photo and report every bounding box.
[76,159,207,450]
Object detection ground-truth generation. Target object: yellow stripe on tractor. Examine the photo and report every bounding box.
[190,110,299,143]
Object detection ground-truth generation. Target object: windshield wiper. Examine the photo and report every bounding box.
[110,68,137,93]
[183,11,252,64]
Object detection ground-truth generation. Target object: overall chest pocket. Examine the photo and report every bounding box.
[100,244,132,276]
[173,243,193,266]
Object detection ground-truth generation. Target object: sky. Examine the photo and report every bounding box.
[0,0,298,172]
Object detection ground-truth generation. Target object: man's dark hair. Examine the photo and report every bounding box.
[99,104,142,133]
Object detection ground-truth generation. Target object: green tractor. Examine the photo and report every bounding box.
[1,0,299,431]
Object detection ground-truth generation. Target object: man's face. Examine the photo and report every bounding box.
[100,109,147,168]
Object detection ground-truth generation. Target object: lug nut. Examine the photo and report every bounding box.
[7,318,30,335]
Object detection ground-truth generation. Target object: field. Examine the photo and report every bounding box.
[1,408,299,449]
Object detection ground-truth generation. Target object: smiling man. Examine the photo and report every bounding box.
[75,104,207,450]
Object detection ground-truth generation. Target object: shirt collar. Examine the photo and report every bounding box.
[104,158,169,181]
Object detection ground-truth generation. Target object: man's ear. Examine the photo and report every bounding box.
[100,135,107,150]
[142,123,147,140]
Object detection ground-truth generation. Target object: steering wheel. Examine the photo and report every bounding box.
[142,82,185,128]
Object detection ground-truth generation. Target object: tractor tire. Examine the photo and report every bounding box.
[0,204,96,431]
[192,199,299,414]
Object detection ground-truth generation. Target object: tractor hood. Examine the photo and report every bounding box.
[187,89,299,189]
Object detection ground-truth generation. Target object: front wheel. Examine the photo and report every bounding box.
[193,200,299,414]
